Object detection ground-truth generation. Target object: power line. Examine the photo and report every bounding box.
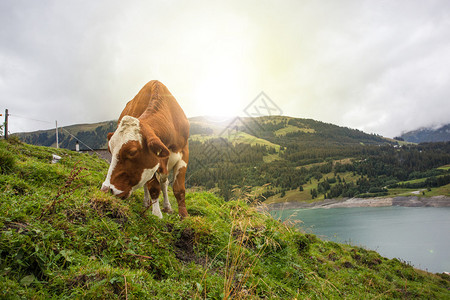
[8,112,101,156]
[9,114,53,124]
[59,126,99,154]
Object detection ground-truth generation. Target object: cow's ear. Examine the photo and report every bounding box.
[149,137,170,158]
[107,132,114,153]
[107,132,114,141]
[140,123,170,158]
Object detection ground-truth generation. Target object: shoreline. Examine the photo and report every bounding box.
[263,195,450,211]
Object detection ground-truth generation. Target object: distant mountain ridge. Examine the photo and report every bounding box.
[190,115,391,148]
[14,116,392,150]
[399,123,450,143]
[15,121,117,150]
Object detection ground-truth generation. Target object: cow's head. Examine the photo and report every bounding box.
[101,116,169,198]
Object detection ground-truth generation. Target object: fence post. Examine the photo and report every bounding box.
[55,120,59,148]
[4,109,8,139]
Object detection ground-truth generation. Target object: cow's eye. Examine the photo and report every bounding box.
[127,149,138,159]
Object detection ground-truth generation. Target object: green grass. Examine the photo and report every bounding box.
[388,188,419,196]
[262,153,280,163]
[382,137,417,146]
[189,134,213,143]
[376,184,450,198]
[266,172,362,204]
[0,139,449,299]
[274,125,315,136]
[438,164,450,171]
[396,178,428,185]
[420,183,450,197]
[190,131,281,151]
[296,158,353,170]
[226,131,280,151]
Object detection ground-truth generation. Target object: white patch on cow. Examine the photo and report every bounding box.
[102,155,119,192]
[161,178,172,212]
[168,152,182,170]
[110,116,143,149]
[143,185,162,218]
[131,164,160,193]
[152,198,163,218]
[144,185,162,219]
[167,151,187,179]
[101,154,125,196]
[102,116,143,193]
[109,184,124,195]
[174,159,187,179]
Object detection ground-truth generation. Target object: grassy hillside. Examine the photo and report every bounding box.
[1,139,449,299]
[14,120,117,150]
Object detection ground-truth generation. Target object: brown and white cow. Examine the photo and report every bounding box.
[101,80,190,218]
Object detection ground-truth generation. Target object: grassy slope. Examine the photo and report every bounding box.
[190,132,280,151]
[274,125,316,136]
[0,139,449,299]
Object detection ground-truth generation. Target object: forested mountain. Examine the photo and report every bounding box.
[189,116,389,146]
[398,123,450,143]
[187,117,450,201]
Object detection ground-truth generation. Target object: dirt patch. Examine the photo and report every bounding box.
[328,252,338,262]
[65,208,87,224]
[174,227,196,263]
[90,197,129,222]
[342,261,354,269]
[173,227,207,266]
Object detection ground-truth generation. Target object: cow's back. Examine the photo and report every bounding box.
[119,81,189,151]
[119,80,164,121]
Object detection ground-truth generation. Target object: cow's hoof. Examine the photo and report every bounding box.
[179,209,189,219]
[153,212,163,219]
[162,207,173,214]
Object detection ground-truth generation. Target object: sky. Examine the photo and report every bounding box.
[1,0,449,138]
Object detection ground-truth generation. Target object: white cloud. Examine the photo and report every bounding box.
[0,0,449,137]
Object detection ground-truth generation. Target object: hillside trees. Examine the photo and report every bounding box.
[187,138,450,200]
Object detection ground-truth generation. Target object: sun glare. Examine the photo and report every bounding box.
[194,55,247,118]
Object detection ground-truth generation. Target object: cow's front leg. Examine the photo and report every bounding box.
[173,149,189,218]
[161,178,173,214]
[145,180,162,219]
[143,184,151,209]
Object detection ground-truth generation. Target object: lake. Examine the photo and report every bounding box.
[269,206,450,273]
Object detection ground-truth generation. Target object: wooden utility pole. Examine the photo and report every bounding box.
[4,109,8,139]
[55,120,59,148]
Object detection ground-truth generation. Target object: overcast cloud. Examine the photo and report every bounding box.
[1,0,449,138]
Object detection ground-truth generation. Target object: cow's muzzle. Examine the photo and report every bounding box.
[101,183,126,197]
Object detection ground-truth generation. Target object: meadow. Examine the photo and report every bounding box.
[0,138,449,299]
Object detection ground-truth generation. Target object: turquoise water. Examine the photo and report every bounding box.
[270,206,450,273]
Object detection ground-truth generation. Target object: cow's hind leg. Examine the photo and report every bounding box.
[173,147,189,218]
[145,179,162,219]
[161,177,173,214]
